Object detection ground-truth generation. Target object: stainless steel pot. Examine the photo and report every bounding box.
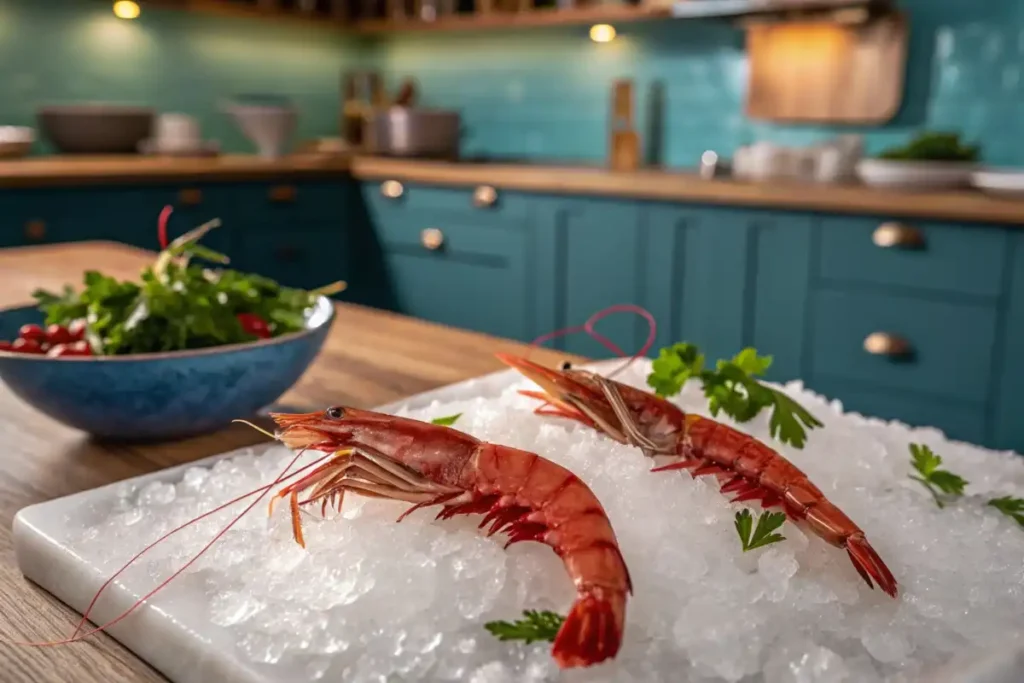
[363,107,461,158]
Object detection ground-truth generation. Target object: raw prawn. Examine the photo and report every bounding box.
[269,405,632,669]
[496,353,899,599]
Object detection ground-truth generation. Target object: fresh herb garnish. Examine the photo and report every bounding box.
[878,131,980,162]
[431,413,462,427]
[648,343,822,448]
[484,610,565,644]
[31,217,344,356]
[988,496,1024,528]
[908,443,968,508]
[734,509,787,552]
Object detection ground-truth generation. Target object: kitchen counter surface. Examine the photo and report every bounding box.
[1,153,1022,225]
[0,241,584,683]
[351,156,1024,226]
[0,154,351,187]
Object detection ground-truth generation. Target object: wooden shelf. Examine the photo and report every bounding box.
[153,0,676,35]
[355,5,671,35]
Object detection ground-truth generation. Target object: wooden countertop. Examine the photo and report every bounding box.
[0,241,583,683]
[351,156,1024,226]
[0,154,351,187]
[1,153,1022,225]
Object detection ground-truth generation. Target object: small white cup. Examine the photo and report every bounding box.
[154,113,200,153]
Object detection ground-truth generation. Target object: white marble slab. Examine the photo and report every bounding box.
[12,361,1024,683]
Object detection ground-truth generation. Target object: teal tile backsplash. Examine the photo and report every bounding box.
[0,0,366,154]
[1,0,1021,165]
[376,0,1024,167]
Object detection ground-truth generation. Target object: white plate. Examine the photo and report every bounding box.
[970,169,1024,199]
[856,158,977,189]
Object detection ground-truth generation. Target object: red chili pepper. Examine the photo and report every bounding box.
[158,204,174,250]
[237,313,271,339]
[0,340,12,352]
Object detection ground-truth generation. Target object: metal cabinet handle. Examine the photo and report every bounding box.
[178,188,203,206]
[269,185,297,203]
[381,180,404,199]
[872,222,924,249]
[473,185,497,208]
[421,228,444,251]
[863,332,911,357]
[24,219,46,241]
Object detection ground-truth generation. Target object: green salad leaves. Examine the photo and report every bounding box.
[31,218,344,356]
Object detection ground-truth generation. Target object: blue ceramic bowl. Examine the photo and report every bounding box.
[0,298,335,441]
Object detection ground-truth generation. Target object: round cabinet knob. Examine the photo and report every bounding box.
[863,332,911,357]
[24,219,46,241]
[269,185,297,203]
[421,228,444,251]
[178,188,203,206]
[872,222,925,249]
[473,185,497,208]
[381,180,404,199]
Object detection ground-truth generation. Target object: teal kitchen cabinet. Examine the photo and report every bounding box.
[993,233,1024,451]
[642,204,813,382]
[800,214,1008,446]
[531,196,645,358]
[361,179,535,341]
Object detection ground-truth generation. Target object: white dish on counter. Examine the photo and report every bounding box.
[856,158,977,189]
[970,168,1024,199]
[0,125,35,158]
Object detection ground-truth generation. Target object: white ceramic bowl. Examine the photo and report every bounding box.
[856,158,977,190]
[970,168,1024,199]
[224,103,297,159]
[0,126,35,158]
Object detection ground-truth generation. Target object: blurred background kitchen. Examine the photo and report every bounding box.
[2,0,1024,452]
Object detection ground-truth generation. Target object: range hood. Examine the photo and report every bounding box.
[670,0,888,20]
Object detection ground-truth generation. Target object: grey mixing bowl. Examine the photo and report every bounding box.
[36,104,155,154]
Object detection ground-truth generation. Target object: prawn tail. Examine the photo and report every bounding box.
[846,533,898,599]
[551,587,625,669]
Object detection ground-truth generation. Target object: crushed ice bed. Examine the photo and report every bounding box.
[12,359,1024,683]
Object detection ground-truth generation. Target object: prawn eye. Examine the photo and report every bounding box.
[326,406,345,420]
[561,361,573,371]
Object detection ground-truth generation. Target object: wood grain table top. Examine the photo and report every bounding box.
[0,241,584,683]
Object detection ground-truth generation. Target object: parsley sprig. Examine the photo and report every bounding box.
[431,413,462,427]
[647,343,822,448]
[734,509,787,552]
[908,443,969,508]
[485,610,565,644]
[988,496,1024,528]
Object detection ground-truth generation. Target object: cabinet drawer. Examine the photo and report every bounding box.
[809,289,998,402]
[363,180,530,224]
[230,225,349,292]
[0,187,167,248]
[157,181,347,231]
[376,216,521,262]
[385,249,528,341]
[818,216,1008,297]
[805,377,987,445]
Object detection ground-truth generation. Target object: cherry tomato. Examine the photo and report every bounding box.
[18,324,47,344]
[46,343,70,357]
[69,340,94,356]
[0,340,12,352]
[12,338,43,354]
[237,313,271,339]
[67,319,87,341]
[46,324,74,346]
